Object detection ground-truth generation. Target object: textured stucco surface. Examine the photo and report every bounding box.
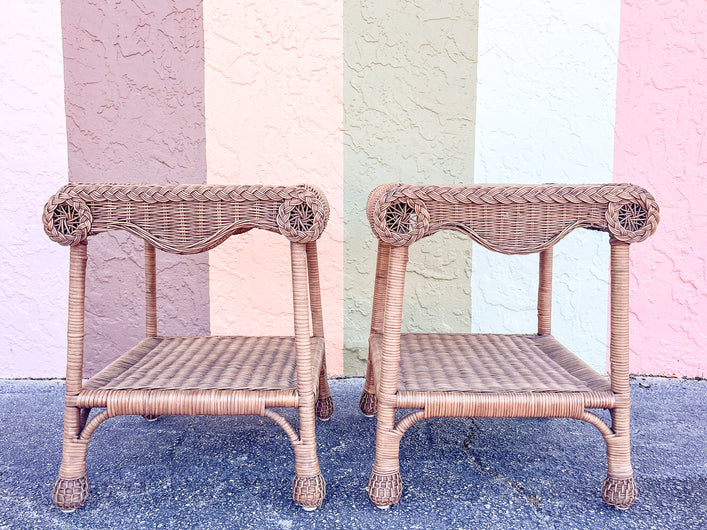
[204,1,344,375]
[472,0,620,374]
[0,1,69,377]
[344,0,478,375]
[614,1,706,377]
[62,1,209,376]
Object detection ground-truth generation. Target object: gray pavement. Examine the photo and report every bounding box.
[0,377,705,529]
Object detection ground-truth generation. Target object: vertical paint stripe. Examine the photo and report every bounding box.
[473,0,620,373]
[0,1,68,377]
[614,2,706,377]
[343,0,479,375]
[204,1,344,375]
[62,2,209,375]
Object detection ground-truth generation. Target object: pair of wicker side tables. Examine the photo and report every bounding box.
[42,182,658,512]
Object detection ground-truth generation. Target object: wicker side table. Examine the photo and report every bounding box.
[360,183,659,509]
[43,183,333,511]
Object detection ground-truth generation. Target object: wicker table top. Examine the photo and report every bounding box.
[43,183,330,252]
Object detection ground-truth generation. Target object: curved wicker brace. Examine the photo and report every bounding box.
[581,410,614,439]
[262,408,299,445]
[393,410,426,437]
[79,410,111,441]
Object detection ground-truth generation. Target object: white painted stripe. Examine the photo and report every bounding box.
[0,1,69,377]
[473,0,620,372]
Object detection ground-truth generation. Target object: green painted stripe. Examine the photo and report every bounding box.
[343,0,479,375]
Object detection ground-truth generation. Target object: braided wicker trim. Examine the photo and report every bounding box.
[369,183,659,247]
[43,183,329,247]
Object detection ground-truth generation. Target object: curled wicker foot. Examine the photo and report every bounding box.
[293,473,326,510]
[359,391,377,417]
[602,476,637,509]
[315,396,334,421]
[53,476,89,512]
[141,415,160,421]
[368,470,402,508]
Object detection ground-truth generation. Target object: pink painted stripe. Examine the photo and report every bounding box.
[613,1,706,377]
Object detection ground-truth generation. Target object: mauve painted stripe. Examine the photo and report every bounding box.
[61,1,209,376]
[613,1,706,377]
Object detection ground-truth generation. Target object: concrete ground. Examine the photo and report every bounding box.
[0,377,705,529]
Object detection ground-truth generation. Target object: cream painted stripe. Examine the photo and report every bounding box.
[0,1,68,376]
[473,0,620,373]
[204,1,344,374]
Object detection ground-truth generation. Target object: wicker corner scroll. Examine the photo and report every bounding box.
[367,183,659,253]
[43,183,330,253]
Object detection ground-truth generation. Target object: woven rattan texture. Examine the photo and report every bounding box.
[370,333,612,394]
[82,336,325,393]
[43,183,330,251]
[367,183,659,250]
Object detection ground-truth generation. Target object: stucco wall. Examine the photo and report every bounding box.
[2,1,704,380]
[472,0,620,373]
[0,1,69,377]
[61,0,209,375]
[614,1,706,377]
[343,0,479,375]
[204,1,344,375]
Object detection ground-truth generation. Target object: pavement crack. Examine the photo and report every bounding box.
[168,416,198,462]
[463,419,542,509]
[462,418,484,472]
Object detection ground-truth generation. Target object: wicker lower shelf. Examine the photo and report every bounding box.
[370,333,611,395]
[76,335,325,411]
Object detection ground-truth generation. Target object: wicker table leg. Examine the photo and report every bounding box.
[305,242,334,422]
[54,244,90,512]
[359,358,377,417]
[291,243,326,509]
[602,241,637,509]
[53,427,89,512]
[368,412,404,509]
[368,245,407,508]
[292,401,326,510]
[315,360,334,421]
[602,407,637,509]
[360,241,390,417]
